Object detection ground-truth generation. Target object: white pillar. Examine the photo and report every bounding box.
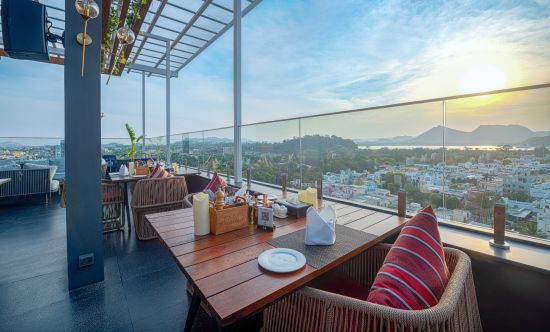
[165,38,171,166]
[142,71,146,152]
[233,0,242,185]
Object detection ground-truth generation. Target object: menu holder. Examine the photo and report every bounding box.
[209,203,249,235]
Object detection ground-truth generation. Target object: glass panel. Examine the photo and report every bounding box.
[202,127,234,180]
[101,138,131,160]
[169,133,190,167]
[186,132,204,169]
[0,137,65,180]
[445,87,550,241]
[242,120,301,189]
[300,101,444,214]
[142,136,167,164]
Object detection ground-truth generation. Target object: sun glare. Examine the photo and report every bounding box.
[458,64,508,94]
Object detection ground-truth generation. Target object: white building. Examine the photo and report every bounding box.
[531,182,550,200]
[535,199,550,237]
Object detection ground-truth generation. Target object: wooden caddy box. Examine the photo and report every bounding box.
[209,203,249,235]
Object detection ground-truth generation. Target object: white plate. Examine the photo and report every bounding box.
[273,213,288,219]
[258,248,306,273]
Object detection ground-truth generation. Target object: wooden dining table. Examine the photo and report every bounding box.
[145,200,408,331]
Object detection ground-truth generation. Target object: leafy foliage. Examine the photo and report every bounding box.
[124,124,143,160]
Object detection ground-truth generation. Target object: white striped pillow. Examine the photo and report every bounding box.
[149,163,172,178]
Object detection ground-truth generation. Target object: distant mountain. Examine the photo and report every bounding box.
[360,124,548,146]
[0,141,23,148]
[522,135,550,147]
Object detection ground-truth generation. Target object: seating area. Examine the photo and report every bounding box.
[1,1,550,331]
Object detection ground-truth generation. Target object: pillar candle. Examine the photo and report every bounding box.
[193,192,210,236]
[298,187,318,208]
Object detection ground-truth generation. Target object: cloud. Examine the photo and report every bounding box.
[1,0,549,139]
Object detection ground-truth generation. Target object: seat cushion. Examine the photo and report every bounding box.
[149,163,172,178]
[50,180,60,192]
[204,172,227,193]
[309,271,370,301]
[367,206,449,310]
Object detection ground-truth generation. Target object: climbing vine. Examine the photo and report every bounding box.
[101,0,149,74]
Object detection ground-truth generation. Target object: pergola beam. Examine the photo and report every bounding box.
[148,0,213,77]
[128,0,168,74]
[125,63,178,77]
[175,0,263,71]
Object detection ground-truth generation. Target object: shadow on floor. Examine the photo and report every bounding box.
[0,196,261,331]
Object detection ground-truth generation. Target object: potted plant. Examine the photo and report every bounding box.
[124,123,143,175]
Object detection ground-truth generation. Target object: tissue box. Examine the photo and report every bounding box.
[274,199,310,219]
[209,203,249,235]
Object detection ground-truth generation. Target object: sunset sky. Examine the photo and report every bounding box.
[0,0,549,139]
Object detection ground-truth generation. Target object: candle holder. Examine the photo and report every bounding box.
[75,0,99,77]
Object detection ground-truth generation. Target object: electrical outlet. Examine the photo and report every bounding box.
[78,253,94,268]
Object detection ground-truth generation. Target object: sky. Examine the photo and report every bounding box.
[0,0,549,141]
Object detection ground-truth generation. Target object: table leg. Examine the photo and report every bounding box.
[124,182,131,232]
[184,292,201,332]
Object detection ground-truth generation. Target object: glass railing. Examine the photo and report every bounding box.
[2,84,549,243]
[0,137,66,180]
[160,84,550,243]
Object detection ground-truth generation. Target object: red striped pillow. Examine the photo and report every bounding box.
[149,163,172,178]
[367,206,449,310]
[204,172,227,192]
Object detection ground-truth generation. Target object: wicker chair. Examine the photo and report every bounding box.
[131,176,188,240]
[60,181,125,232]
[263,244,482,332]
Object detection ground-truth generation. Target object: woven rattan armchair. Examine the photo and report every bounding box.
[60,181,125,232]
[101,182,125,232]
[263,244,482,332]
[131,177,188,240]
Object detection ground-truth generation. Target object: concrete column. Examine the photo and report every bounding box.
[64,0,104,289]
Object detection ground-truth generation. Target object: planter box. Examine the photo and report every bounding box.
[209,203,249,235]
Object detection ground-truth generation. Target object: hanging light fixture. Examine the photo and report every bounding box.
[106,25,136,84]
[75,0,99,77]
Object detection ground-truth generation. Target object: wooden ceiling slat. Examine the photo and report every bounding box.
[100,0,112,60]
[118,0,153,74]
[105,0,130,75]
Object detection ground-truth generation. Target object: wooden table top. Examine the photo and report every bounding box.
[145,201,407,327]
[107,173,148,183]
[0,178,11,186]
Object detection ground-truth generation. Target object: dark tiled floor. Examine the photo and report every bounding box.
[0,197,259,332]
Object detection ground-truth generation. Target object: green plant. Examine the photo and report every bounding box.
[124,124,143,161]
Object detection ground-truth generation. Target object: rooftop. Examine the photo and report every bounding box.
[1,0,550,331]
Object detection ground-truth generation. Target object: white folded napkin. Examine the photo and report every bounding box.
[119,164,129,176]
[234,184,247,197]
[304,205,336,245]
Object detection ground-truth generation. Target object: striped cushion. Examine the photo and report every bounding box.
[149,163,172,178]
[366,206,449,310]
[205,171,227,192]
